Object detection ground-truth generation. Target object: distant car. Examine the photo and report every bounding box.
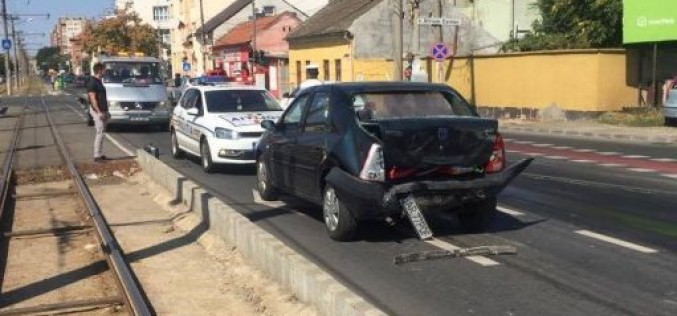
[255,82,532,241]
[665,83,677,126]
[72,75,89,88]
[170,84,284,172]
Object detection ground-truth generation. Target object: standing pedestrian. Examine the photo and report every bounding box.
[87,63,110,162]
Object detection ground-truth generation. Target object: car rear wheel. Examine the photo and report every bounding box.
[665,117,677,127]
[323,185,357,241]
[457,197,497,233]
[171,131,184,159]
[256,158,279,201]
[200,140,216,173]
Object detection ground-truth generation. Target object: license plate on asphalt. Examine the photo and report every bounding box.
[401,195,433,240]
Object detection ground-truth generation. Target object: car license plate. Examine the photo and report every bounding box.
[400,195,433,240]
[130,114,150,122]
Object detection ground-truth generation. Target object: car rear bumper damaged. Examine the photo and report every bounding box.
[325,158,533,220]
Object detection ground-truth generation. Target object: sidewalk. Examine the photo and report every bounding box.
[499,119,677,144]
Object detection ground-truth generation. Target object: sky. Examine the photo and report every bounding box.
[5,0,112,55]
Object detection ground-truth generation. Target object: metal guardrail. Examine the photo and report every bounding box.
[40,97,152,316]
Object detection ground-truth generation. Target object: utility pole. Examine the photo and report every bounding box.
[2,0,12,95]
[411,0,420,79]
[10,16,18,90]
[251,0,257,85]
[391,0,403,80]
[199,0,207,74]
[433,0,444,83]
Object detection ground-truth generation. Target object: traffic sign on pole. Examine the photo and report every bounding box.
[417,17,461,26]
[1,39,11,50]
[431,43,449,62]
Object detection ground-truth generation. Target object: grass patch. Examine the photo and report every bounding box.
[598,109,665,127]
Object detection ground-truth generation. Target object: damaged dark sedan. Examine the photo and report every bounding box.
[256,82,532,241]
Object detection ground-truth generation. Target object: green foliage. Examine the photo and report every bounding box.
[502,0,623,52]
[598,109,665,127]
[80,9,159,57]
[35,46,67,72]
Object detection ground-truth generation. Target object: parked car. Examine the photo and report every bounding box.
[170,84,284,172]
[255,82,532,241]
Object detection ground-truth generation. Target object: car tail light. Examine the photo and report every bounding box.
[387,166,418,180]
[484,134,506,173]
[359,143,385,182]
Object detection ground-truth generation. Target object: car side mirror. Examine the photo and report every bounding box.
[282,92,290,98]
[261,120,276,131]
[186,107,199,116]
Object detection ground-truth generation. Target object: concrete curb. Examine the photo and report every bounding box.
[136,150,386,316]
[500,125,677,144]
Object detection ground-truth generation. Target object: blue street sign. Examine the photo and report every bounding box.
[431,42,449,62]
[2,39,11,50]
[182,62,191,72]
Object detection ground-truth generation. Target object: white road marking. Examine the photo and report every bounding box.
[252,189,286,208]
[63,102,136,157]
[651,158,677,162]
[497,206,525,216]
[551,146,572,150]
[506,150,520,153]
[573,149,595,153]
[574,230,658,254]
[513,140,534,144]
[525,152,545,156]
[106,135,135,156]
[627,168,655,173]
[544,156,567,160]
[425,238,500,266]
[571,160,595,163]
[662,174,677,179]
[597,152,621,156]
[503,138,515,142]
[599,163,626,168]
[532,143,553,147]
[622,155,650,159]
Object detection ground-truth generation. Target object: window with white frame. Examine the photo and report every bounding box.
[153,6,169,21]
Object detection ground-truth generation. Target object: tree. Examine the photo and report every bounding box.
[35,46,67,73]
[502,0,622,52]
[80,9,159,57]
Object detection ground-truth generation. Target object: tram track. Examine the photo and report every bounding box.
[0,82,152,316]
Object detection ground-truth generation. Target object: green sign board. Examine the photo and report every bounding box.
[624,0,677,44]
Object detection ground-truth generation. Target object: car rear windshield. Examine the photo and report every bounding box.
[352,91,475,119]
[205,90,282,113]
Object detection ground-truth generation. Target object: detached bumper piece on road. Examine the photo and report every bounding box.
[393,246,518,265]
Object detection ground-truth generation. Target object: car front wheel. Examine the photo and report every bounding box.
[256,158,279,201]
[457,197,497,233]
[323,185,357,241]
[200,139,216,173]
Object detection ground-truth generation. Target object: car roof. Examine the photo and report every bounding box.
[187,84,266,92]
[310,81,452,93]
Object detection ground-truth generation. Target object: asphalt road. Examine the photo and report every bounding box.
[49,90,677,315]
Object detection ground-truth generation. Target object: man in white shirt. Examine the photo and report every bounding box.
[299,64,322,90]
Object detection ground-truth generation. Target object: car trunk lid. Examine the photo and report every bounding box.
[374,117,497,170]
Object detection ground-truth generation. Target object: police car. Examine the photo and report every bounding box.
[170,84,283,172]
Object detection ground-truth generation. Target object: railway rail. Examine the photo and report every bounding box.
[0,83,152,315]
